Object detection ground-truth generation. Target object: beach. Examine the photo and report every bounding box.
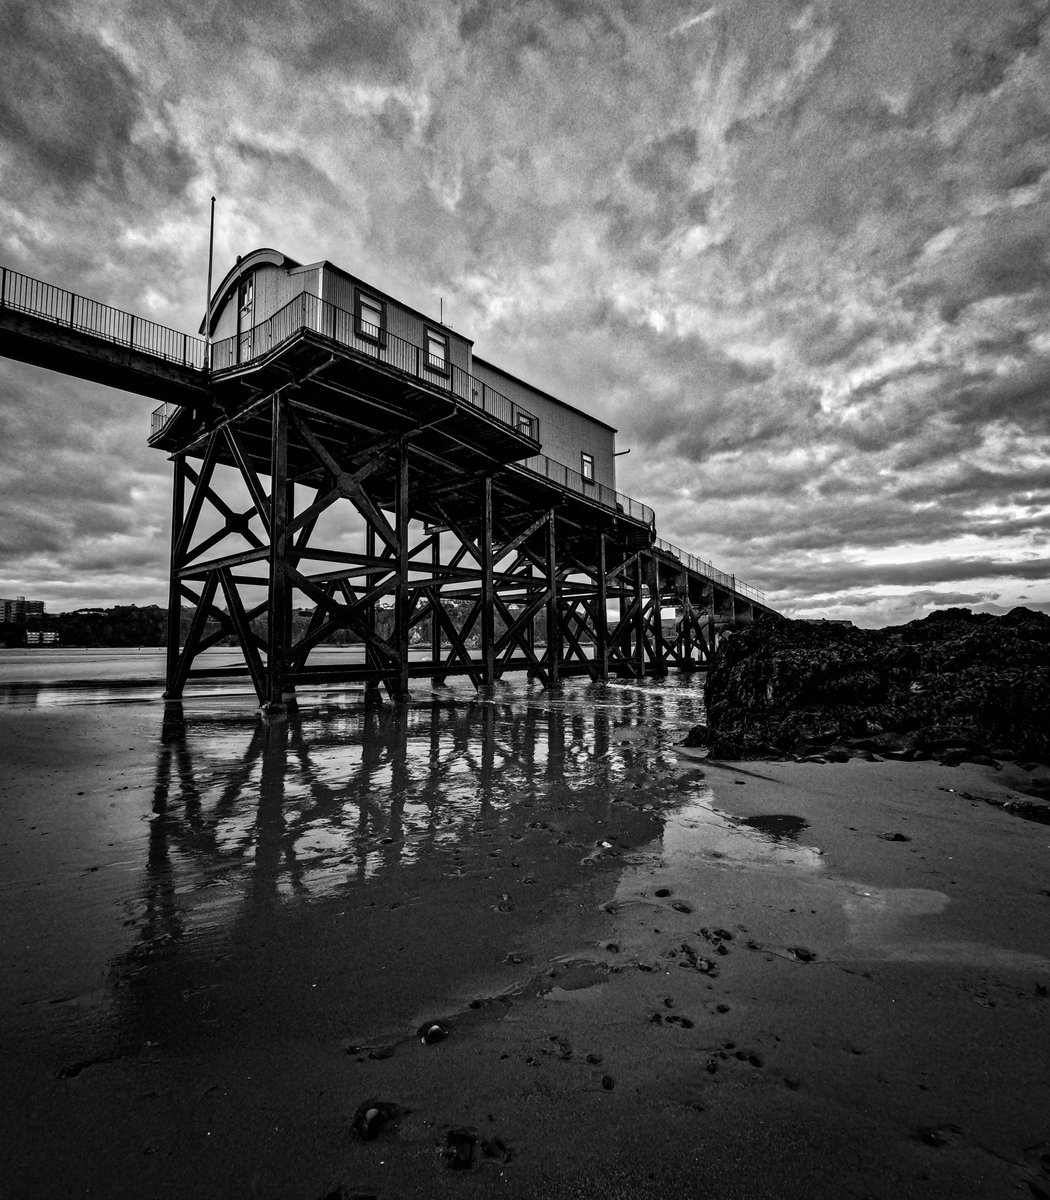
[2,658,1049,1199]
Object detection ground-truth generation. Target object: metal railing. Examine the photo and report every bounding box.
[0,265,205,369]
[654,536,765,603]
[210,291,537,432]
[150,402,180,440]
[517,454,655,526]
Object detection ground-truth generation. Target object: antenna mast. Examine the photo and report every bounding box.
[205,196,216,371]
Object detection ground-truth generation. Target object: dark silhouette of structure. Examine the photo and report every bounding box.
[0,258,776,706]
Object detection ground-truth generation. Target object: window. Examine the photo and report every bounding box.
[237,275,254,361]
[355,290,386,344]
[517,412,536,439]
[581,451,595,482]
[425,329,449,375]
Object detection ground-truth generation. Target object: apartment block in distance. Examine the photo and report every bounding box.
[0,596,45,623]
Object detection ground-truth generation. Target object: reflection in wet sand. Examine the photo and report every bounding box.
[149,692,620,902]
[91,678,714,1055]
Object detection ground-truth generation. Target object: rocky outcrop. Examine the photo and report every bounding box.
[690,607,1050,762]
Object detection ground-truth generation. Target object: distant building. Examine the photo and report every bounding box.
[25,629,60,646]
[0,596,45,623]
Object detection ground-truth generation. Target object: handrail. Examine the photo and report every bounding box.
[150,402,180,439]
[515,454,654,526]
[0,264,206,369]
[210,290,537,433]
[654,536,765,602]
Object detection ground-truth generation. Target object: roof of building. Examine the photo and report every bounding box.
[202,249,473,348]
[201,248,291,335]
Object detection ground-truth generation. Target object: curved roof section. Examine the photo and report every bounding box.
[198,248,300,335]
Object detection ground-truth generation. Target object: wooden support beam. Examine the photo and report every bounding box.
[393,439,410,699]
[480,476,495,686]
[290,407,401,553]
[407,530,438,561]
[545,510,560,686]
[285,566,397,661]
[217,566,267,702]
[265,391,291,708]
[493,591,547,670]
[633,554,646,678]
[495,511,548,565]
[431,503,481,567]
[363,522,381,699]
[290,579,335,672]
[411,475,477,510]
[648,555,668,677]
[176,546,270,578]
[680,569,694,666]
[224,424,271,537]
[173,433,218,563]
[164,458,186,697]
[183,511,264,567]
[431,536,442,668]
[168,572,219,698]
[687,606,710,662]
[430,594,481,687]
[595,531,609,682]
[559,598,598,681]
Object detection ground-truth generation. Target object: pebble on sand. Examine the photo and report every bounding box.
[351,1099,401,1141]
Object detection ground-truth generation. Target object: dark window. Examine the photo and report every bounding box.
[425,329,449,375]
[517,412,536,439]
[581,452,595,482]
[355,290,386,344]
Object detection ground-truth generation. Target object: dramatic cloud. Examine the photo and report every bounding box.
[2,0,1050,624]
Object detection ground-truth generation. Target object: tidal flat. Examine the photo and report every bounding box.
[1,654,1049,1199]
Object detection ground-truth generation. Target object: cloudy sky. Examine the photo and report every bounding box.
[2,0,1049,625]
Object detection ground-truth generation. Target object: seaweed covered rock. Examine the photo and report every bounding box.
[696,607,1050,761]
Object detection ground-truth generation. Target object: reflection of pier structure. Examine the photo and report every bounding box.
[144,684,699,914]
[0,262,778,705]
[113,682,706,1047]
[147,697,615,898]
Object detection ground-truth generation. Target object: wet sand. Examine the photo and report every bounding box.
[2,673,1049,1199]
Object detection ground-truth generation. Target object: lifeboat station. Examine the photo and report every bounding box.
[0,251,775,706]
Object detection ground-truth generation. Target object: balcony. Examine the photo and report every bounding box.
[209,291,537,435]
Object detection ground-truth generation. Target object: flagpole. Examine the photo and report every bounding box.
[205,196,215,372]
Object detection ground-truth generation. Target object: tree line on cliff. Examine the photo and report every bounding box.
[0,600,531,649]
